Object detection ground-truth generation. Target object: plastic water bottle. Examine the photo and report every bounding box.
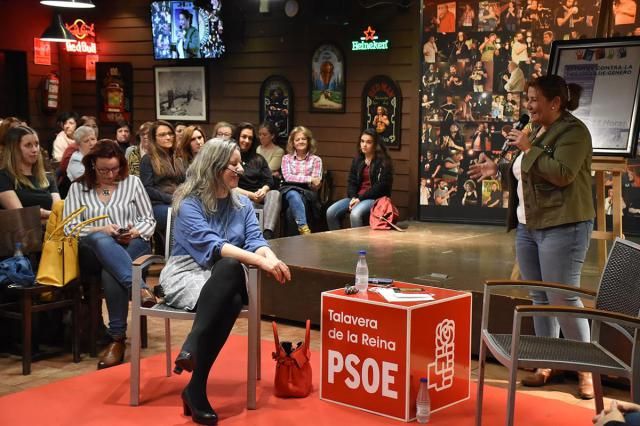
[14,242,23,257]
[416,377,431,423]
[354,250,369,292]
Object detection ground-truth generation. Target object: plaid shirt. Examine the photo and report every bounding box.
[281,152,323,183]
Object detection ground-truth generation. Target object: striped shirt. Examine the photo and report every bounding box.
[281,152,322,184]
[63,175,156,239]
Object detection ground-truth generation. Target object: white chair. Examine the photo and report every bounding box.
[129,208,263,409]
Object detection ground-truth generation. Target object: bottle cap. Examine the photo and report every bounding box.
[420,377,428,383]
[16,242,22,248]
[358,250,366,255]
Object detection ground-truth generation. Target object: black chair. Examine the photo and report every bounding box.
[476,238,640,426]
[0,206,81,374]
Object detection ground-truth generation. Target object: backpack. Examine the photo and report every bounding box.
[369,196,404,231]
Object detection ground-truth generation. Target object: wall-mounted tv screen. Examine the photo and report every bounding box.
[151,1,225,60]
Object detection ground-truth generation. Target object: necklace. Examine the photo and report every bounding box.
[102,189,110,196]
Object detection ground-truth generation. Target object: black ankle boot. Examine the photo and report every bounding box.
[182,388,218,425]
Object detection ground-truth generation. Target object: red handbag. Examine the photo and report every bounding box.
[272,320,313,398]
[369,196,405,231]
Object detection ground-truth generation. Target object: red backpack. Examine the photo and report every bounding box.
[369,196,404,231]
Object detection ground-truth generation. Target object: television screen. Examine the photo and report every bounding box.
[150,1,225,60]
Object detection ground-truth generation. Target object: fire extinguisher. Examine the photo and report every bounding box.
[42,72,60,112]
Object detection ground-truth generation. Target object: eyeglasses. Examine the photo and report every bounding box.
[156,131,175,138]
[216,131,232,138]
[95,166,120,175]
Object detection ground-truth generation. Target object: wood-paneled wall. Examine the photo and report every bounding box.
[12,0,421,218]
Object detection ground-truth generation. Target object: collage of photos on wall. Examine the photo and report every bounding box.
[418,0,601,222]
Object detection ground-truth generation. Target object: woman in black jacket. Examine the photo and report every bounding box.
[326,128,393,230]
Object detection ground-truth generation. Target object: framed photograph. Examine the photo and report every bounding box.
[154,65,207,122]
[362,75,403,150]
[259,75,294,144]
[310,43,346,113]
[549,37,640,157]
[96,62,133,125]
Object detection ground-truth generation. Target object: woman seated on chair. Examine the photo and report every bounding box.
[257,122,285,182]
[175,125,206,171]
[0,125,60,220]
[64,139,156,370]
[126,121,152,177]
[326,128,393,230]
[233,122,282,240]
[140,120,185,236]
[279,126,323,235]
[158,138,290,425]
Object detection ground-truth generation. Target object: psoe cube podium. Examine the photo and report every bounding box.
[320,283,471,422]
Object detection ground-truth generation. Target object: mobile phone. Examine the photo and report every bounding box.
[368,277,394,286]
[393,288,424,293]
[118,228,129,234]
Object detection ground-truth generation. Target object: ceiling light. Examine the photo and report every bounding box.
[40,0,95,8]
[40,14,75,42]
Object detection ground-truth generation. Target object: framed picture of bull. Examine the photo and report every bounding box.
[154,65,208,122]
[362,75,403,150]
[259,75,293,144]
[310,42,346,113]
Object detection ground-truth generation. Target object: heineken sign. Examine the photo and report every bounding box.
[352,26,389,51]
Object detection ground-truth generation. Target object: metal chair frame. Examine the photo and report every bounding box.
[129,207,264,409]
[476,238,640,426]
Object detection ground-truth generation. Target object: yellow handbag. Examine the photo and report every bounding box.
[37,202,108,287]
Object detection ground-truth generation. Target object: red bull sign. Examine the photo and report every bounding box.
[65,19,97,54]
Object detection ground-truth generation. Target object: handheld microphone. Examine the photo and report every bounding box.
[499,113,530,160]
[227,166,244,176]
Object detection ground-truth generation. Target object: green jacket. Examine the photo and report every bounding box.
[502,111,595,231]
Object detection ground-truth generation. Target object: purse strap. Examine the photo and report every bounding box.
[272,321,281,354]
[49,205,87,238]
[302,319,311,354]
[68,215,110,238]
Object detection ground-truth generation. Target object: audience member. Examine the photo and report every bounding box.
[64,139,156,370]
[79,115,99,138]
[0,126,60,220]
[126,121,152,177]
[326,129,393,230]
[279,126,323,235]
[233,122,282,240]
[256,122,285,181]
[115,120,131,152]
[52,112,79,161]
[175,125,206,170]
[140,120,185,235]
[212,121,234,140]
[67,126,98,181]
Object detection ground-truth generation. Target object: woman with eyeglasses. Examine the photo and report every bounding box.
[0,125,60,220]
[158,138,290,425]
[233,122,282,240]
[140,120,186,236]
[64,139,156,370]
[212,121,235,141]
[175,125,206,170]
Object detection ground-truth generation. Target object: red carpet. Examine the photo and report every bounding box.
[0,335,594,425]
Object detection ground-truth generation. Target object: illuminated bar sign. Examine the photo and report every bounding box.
[65,19,97,54]
[352,26,389,51]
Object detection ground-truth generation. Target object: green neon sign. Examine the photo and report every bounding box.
[352,26,390,51]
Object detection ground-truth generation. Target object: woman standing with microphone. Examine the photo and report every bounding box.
[469,75,595,399]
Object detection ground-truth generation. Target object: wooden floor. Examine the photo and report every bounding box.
[0,222,633,415]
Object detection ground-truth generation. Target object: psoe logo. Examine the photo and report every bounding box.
[427,318,455,391]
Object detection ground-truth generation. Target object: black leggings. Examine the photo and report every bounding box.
[184,258,247,408]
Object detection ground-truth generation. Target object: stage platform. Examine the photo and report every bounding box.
[262,221,623,357]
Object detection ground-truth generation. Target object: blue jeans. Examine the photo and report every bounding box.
[153,203,170,237]
[80,232,151,338]
[284,190,308,227]
[326,198,375,230]
[515,220,593,342]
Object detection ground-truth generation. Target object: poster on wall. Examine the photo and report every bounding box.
[549,37,640,156]
[361,75,403,150]
[34,39,51,66]
[154,65,207,122]
[418,0,600,224]
[310,43,346,113]
[259,75,293,145]
[96,62,133,125]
